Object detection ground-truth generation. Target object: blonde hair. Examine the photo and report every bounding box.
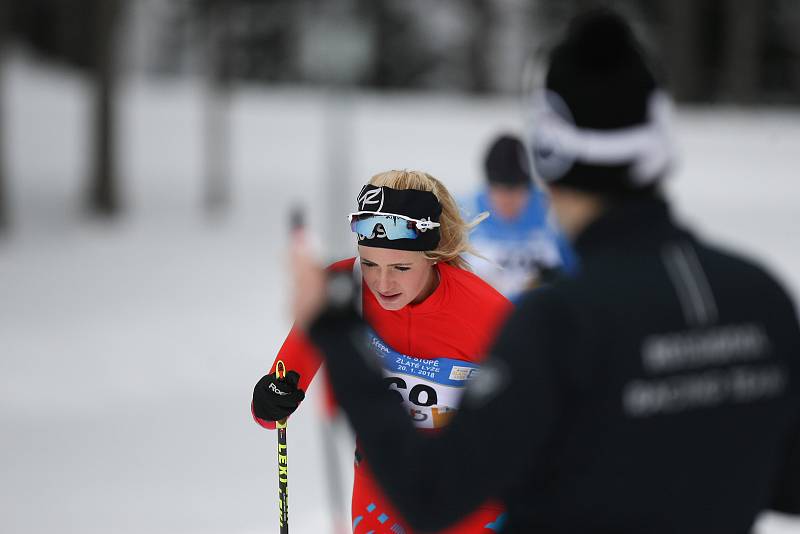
[368,170,487,270]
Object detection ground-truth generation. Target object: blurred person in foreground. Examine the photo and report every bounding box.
[253,170,511,532]
[464,134,575,300]
[290,9,800,534]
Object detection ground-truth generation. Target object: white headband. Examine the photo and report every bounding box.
[529,89,675,186]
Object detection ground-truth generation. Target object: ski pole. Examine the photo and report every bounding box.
[278,206,304,534]
[276,359,289,534]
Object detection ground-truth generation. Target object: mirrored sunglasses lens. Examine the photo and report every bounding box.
[351,215,417,240]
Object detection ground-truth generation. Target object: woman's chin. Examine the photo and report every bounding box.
[376,293,407,310]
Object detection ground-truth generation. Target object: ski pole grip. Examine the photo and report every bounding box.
[275,360,287,379]
[276,360,288,429]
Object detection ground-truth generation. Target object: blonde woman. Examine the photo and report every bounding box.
[252,170,511,533]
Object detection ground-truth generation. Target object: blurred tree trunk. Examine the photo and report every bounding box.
[88,0,121,216]
[201,1,231,215]
[0,0,8,232]
[469,0,492,93]
[370,0,393,88]
[664,0,703,101]
[720,0,764,103]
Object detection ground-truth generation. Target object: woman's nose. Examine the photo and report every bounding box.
[376,269,394,291]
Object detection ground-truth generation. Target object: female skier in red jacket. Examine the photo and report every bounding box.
[252,170,511,533]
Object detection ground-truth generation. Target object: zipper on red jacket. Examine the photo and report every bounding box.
[406,307,412,354]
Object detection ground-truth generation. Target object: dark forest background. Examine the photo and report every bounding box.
[1,0,798,229]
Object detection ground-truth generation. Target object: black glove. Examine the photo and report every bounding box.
[252,370,305,422]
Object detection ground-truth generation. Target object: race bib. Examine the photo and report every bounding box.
[366,330,481,429]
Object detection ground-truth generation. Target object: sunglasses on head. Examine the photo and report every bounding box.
[348,212,440,241]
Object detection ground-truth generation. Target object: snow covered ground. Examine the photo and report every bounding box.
[1,53,799,533]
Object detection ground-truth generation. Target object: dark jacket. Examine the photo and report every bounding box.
[310,196,800,533]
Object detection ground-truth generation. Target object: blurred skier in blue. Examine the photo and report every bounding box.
[463,133,575,300]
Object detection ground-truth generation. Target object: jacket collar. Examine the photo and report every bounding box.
[573,195,678,258]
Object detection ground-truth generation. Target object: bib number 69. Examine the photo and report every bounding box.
[383,377,438,407]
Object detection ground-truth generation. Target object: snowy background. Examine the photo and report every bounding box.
[2,51,800,534]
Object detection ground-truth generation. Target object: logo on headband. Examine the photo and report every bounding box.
[357,186,384,212]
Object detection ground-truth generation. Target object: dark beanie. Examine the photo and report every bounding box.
[529,9,673,194]
[484,135,532,188]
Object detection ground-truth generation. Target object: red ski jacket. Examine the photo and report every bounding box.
[253,257,512,532]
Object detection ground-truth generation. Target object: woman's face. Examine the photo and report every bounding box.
[488,183,531,221]
[357,245,437,311]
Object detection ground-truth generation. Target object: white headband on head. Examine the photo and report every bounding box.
[529,89,675,186]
